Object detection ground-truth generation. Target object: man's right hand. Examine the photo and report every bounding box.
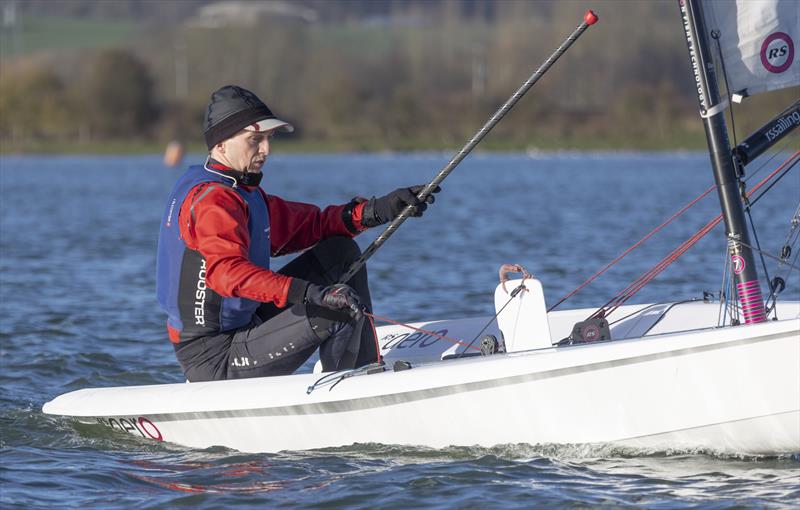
[361,185,441,228]
[305,283,364,319]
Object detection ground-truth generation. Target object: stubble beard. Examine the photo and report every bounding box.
[247,158,265,173]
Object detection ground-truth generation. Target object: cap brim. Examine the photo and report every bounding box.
[244,118,294,134]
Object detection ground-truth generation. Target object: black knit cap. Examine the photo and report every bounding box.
[203,85,293,150]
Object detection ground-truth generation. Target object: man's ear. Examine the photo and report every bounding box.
[216,142,225,154]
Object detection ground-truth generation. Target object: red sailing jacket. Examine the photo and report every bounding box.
[178,163,368,310]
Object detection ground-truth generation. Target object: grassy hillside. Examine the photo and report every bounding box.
[0,1,797,154]
[0,15,136,58]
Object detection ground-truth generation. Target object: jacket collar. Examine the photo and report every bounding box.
[202,157,261,189]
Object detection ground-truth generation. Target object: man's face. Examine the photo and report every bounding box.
[217,129,273,173]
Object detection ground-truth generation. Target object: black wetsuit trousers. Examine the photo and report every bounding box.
[174,236,378,382]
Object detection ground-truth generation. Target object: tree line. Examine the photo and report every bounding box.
[0,0,796,152]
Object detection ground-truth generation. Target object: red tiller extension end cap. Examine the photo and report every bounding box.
[584,10,598,26]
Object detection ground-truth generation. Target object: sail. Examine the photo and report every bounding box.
[702,0,799,98]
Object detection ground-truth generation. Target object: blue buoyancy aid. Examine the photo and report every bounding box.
[156,164,270,343]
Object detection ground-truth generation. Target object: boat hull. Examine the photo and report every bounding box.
[44,314,800,455]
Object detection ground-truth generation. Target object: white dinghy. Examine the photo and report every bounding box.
[44,2,800,455]
[44,286,800,454]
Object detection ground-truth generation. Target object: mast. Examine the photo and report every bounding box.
[679,0,766,324]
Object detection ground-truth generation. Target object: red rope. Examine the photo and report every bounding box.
[366,313,383,364]
[549,183,718,311]
[365,312,482,352]
[593,150,800,318]
[361,151,799,349]
[594,216,722,318]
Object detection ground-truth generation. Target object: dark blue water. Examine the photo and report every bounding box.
[1,152,799,507]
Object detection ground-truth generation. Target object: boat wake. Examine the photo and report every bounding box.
[45,410,800,463]
[314,441,800,463]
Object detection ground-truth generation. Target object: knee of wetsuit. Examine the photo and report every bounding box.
[318,236,361,263]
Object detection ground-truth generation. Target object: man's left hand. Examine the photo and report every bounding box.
[305,283,364,320]
[361,185,441,228]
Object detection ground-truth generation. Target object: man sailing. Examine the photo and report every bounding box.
[157,85,437,382]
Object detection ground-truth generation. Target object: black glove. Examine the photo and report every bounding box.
[304,283,364,320]
[361,185,441,228]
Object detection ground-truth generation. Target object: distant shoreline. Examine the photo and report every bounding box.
[0,136,710,156]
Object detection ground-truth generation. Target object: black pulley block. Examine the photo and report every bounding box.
[770,276,786,295]
[563,318,611,345]
[393,360,412,372]
[480,335,499,356]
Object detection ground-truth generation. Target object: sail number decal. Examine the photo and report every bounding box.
[381,329,448,351]
[96,416,164,442]
[761,32,794,74]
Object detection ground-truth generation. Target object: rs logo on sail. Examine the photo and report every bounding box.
[195,259,207,325]
[761,32,794,74]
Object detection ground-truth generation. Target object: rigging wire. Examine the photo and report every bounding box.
[743,144,785,182]
[783,203,800,247]
[364,280,527,362]
[746,203,800,317]
[364,152,798,356]
[744,206,774,300]
[591,215,723,319]
[784,203,800,243]
[728,255,740,324]
[766,246,800,320]
[456,286,523,358]
[735,239,800,272]
[737,130,798,317]
[781,243,800,283]
[738,132,799,299]
[548,183,717,311]
[786,246,800,279]
[746,156,799,207]
[606,301,674,327]
[712,22,791,301]
[590,150,800,319]
[717,248,730,326]
[741,130,796,183]
[308,280,543,387]
[712,30,738,147]
[548,130,796,313]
